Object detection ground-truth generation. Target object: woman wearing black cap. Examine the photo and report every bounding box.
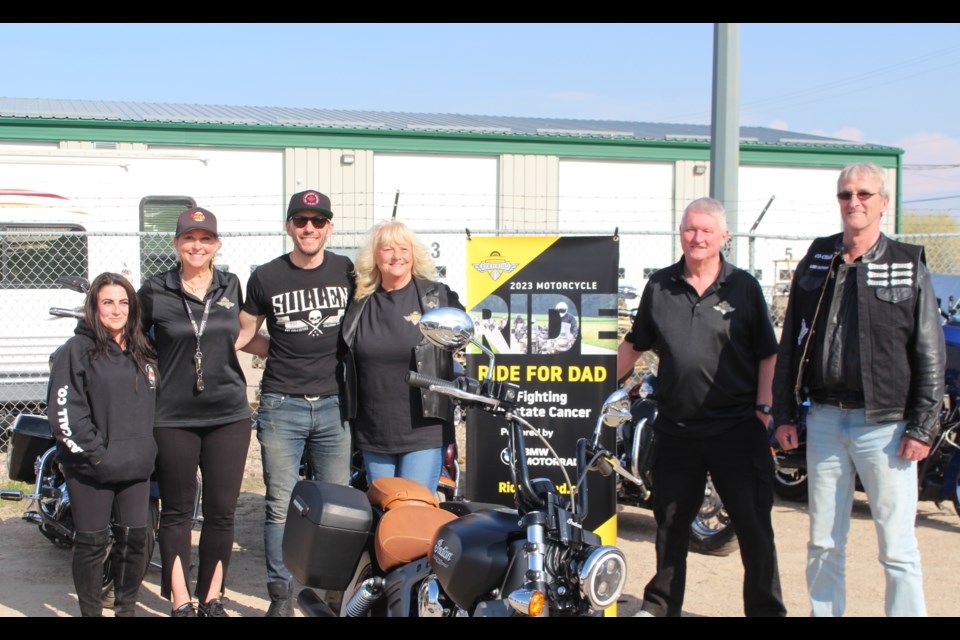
[138,207,266,617]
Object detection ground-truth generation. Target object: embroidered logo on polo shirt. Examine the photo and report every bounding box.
[404,311,422,325]
[217,297,235,309]
[713,301,735,316]
[866,262,914,288]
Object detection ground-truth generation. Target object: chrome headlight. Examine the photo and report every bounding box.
[578,546,627,610]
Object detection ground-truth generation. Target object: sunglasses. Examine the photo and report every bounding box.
[290,215,330,229]
[837,191,878,202]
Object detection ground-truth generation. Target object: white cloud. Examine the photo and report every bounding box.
[897,132,960,205]
[767,119,789,131]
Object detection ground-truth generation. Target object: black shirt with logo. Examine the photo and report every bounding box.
[242,253,354,397]
[353,280,443,454]
[139,268,251,428]
[626,257,778,437]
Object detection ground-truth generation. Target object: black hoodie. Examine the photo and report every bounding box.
[46,321,157,483]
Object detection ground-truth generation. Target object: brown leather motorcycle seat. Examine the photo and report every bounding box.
[374,504,457,572]
[367,476,439,511]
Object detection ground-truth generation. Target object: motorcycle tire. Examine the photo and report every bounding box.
[773,466,809,502]
[688,474,738,557]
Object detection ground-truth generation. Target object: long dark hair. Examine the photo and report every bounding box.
[83,272,157,378]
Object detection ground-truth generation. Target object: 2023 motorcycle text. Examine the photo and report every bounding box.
[282,306,644,617]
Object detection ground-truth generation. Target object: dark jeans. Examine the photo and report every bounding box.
[64,471,151,531]
[154,419,251,601]
[642,418,786,617]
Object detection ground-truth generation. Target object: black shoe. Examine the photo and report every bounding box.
[198,599,229,617]
[172,602,197,617]
[265,581,294,617]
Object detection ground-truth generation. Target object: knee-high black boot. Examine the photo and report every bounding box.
[72,528,111,617]
[111,525,150,617]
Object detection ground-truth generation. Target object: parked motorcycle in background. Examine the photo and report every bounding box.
[770,298,960,515]
[616,352,739,556]
[283,306,645,617]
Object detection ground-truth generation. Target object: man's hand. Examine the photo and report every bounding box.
[774,424,799,451]
[897,435,931,461]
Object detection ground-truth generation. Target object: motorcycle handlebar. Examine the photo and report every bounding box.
[406,371,457,390]
[405,371,502,409]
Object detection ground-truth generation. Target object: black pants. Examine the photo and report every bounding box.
[64,470,151,531]
[641,418,786,617]
[154,419,251,601]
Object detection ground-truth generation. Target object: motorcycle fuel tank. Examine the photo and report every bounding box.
[429,507,522,611]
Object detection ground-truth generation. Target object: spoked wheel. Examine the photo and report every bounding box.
[689,474,739,557]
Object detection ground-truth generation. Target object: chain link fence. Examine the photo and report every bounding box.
[4,228,959,479]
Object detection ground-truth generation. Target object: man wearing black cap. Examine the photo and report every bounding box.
[239,189,354,617]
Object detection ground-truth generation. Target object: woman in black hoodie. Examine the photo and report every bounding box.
[47,272,158,617]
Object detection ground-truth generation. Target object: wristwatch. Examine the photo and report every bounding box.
[755,404,773,416]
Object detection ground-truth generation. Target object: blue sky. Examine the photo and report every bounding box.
[3,23,960,210]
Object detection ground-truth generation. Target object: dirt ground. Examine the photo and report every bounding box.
[1,433,957,618]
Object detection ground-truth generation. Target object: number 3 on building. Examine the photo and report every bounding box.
[431,242,440,259]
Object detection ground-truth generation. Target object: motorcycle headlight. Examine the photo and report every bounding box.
[578,546,627,611]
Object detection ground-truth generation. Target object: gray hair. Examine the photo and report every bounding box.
[681,197,728,230]
[837,162,889,199]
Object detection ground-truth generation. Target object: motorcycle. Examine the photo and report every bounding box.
[771,401,960,515]
[771,316,960,515]
[0,274,174,607]
[283,306,644,617]
[616,354,740,556]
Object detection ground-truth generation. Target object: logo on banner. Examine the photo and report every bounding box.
[472,251,519,281]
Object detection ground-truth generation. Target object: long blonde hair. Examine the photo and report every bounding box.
[354,219,437,300]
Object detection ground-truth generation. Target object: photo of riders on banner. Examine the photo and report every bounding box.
[464,235,620,535]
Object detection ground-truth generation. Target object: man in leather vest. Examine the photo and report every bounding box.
[772,162,945,616]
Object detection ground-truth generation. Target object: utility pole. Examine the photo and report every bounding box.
[711,23,740,263]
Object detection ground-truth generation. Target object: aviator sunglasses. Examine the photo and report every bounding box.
[290,215,331,229]
[836,191,878,202]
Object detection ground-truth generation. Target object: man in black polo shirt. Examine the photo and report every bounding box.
[617,197,786,617]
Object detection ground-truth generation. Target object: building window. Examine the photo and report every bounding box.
[140,195,195,281]
[0,225,87,289]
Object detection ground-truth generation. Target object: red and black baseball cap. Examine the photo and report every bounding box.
[175,207,218,237]
[287,190,334,220]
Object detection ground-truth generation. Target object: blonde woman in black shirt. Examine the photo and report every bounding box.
[139,208,266,617]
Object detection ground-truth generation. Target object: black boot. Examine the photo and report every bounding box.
[72,528,111,617]
[265,581,294,617]
[110,525,150,617]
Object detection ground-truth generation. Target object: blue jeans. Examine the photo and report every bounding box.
[256,393,351,586]
[806,403,926,616]
[363,448,442,495]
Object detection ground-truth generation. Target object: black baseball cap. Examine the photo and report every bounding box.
[287,190,334,220]
[175,207,218,237]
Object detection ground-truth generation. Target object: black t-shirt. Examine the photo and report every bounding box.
[242,252,354,396]
[353,280,443,453]
[139,268,251,428]
[626,257,778,437]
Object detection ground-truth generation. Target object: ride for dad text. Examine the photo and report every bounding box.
[476,364,608,383]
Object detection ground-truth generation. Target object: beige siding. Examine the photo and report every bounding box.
[499,154,559,230]
[284,147,374,233]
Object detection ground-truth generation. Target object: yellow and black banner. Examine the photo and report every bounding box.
[465,235,620,539]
